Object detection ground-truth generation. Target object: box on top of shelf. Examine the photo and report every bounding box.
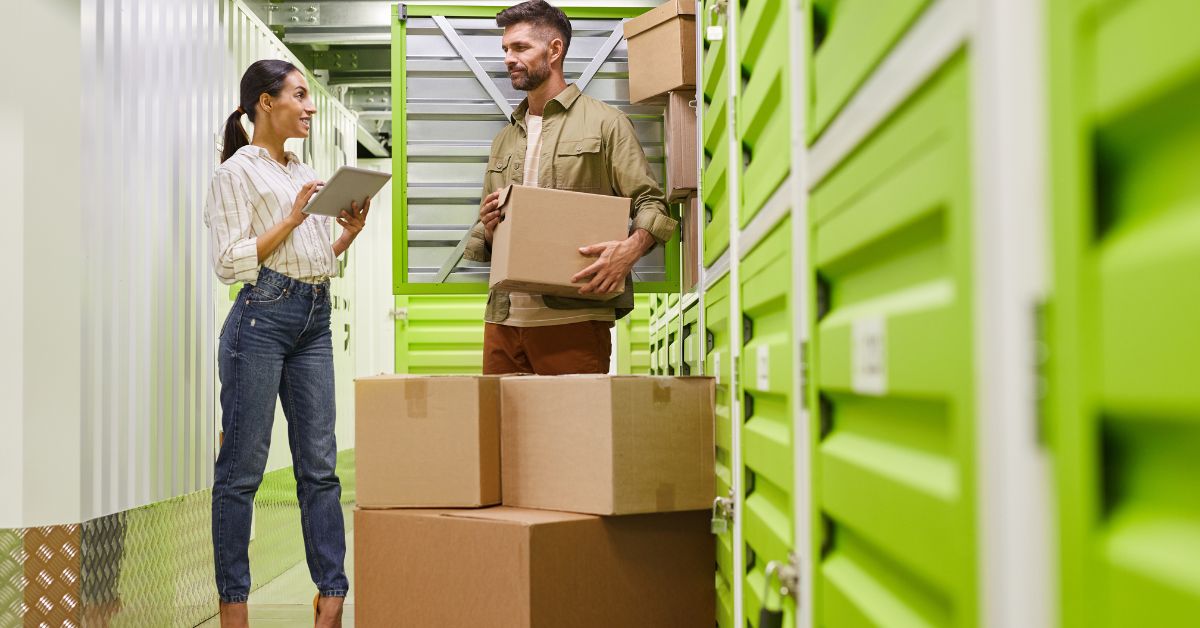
[623,0,697,104]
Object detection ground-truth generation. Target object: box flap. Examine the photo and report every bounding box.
[496,183,514,209]
[623,0,696,40]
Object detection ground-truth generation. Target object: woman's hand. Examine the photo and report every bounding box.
[288,180,325,227]
[333,196,370,256]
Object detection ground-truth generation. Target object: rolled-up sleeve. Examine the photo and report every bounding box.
[606,114,678,246]
[204,169,260,284]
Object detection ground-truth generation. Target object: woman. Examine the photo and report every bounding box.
[205,59,367,628]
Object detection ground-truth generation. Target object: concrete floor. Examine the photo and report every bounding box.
[196,532,356,627]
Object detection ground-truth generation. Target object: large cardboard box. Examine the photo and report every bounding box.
[682,193,700,293]
[355,507,714,628]
[665,91,698,200]
[624,0,697,104]
[355,375,501,508]
[501,375,715,515]
[489,185,630,300]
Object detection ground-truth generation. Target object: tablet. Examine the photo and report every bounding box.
[302,166,392,217]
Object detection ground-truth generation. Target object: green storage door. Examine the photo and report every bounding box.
[394,295,486,374]
[616,294,653,375]
[702,0,732,266]
[807,0,931,143]
[809,55,976,626]
[682,303,700,376]
[736,0,791,227]
[1049,0,1200,624]
[740,220,795,626]
[706,275,735,628]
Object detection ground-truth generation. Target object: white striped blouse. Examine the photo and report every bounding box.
[204,145,336,285]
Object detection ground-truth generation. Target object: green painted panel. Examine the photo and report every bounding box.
[395,295,487,374]
[1049,1,1200,625]
[682,303,700,376]
[737,0,792,227]
[807,0,931,143]
[617,294,653,375]
[809,54,976,627]
[705,275,735,628]
[702,0,732,267]
[402,5,648,19]
[740,219,796,627]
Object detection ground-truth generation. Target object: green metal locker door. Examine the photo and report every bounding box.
[394,295,487,374]
[1049,0,1200,625]
[702,0,733,265]
[617,293,653,375]
[682,303,700,376]
[736,0,791,227]
[706,275,736,628]
[807,0,931,143]
[809,55,977,626]
[740,220,795,626]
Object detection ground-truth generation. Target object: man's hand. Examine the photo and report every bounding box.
[479,191,503,245]
[573,229,656,296]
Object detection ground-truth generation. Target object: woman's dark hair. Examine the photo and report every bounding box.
[496,0,572,58]
[221,59,301,163]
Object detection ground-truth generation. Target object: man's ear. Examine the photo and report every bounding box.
[549,37,565,68]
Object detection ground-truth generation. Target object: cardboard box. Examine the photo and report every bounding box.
[682,193,700,293]
[355,375,501,508]
[665,91,698,200]
[355,507,714,628]
[489,185,630,300]
[501,375,714,515]
[624,0,697,104]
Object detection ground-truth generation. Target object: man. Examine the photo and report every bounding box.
[464,0,677,376]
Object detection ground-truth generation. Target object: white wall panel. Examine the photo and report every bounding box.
[0,0,365,525]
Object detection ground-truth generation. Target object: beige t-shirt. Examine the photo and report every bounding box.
[501,113,615,328]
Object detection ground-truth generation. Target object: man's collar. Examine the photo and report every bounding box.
[510,83,583,124]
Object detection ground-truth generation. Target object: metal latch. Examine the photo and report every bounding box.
[389,307,409,321]
[710,492,734,535]
[759,553,800,627]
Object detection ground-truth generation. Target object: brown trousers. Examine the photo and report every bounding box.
[483,321,613,375]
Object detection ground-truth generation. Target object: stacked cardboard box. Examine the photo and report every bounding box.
[623,0,697,104]
[354,374,716,627]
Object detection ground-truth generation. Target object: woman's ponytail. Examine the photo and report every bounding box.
[221,107,250,163]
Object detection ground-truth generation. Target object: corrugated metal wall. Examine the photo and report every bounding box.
[78,0,359,520]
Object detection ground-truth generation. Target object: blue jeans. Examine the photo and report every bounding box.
[212,267,348,603]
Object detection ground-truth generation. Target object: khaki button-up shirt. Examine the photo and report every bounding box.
[463,84,677,322]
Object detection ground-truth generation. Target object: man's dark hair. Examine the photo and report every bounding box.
[496,1,572,57]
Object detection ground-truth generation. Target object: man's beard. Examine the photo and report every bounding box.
[510,56,551,91]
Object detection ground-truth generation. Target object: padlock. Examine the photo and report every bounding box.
[705,0,727,41]
[710,496,729,534]
[759,560,785,628]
